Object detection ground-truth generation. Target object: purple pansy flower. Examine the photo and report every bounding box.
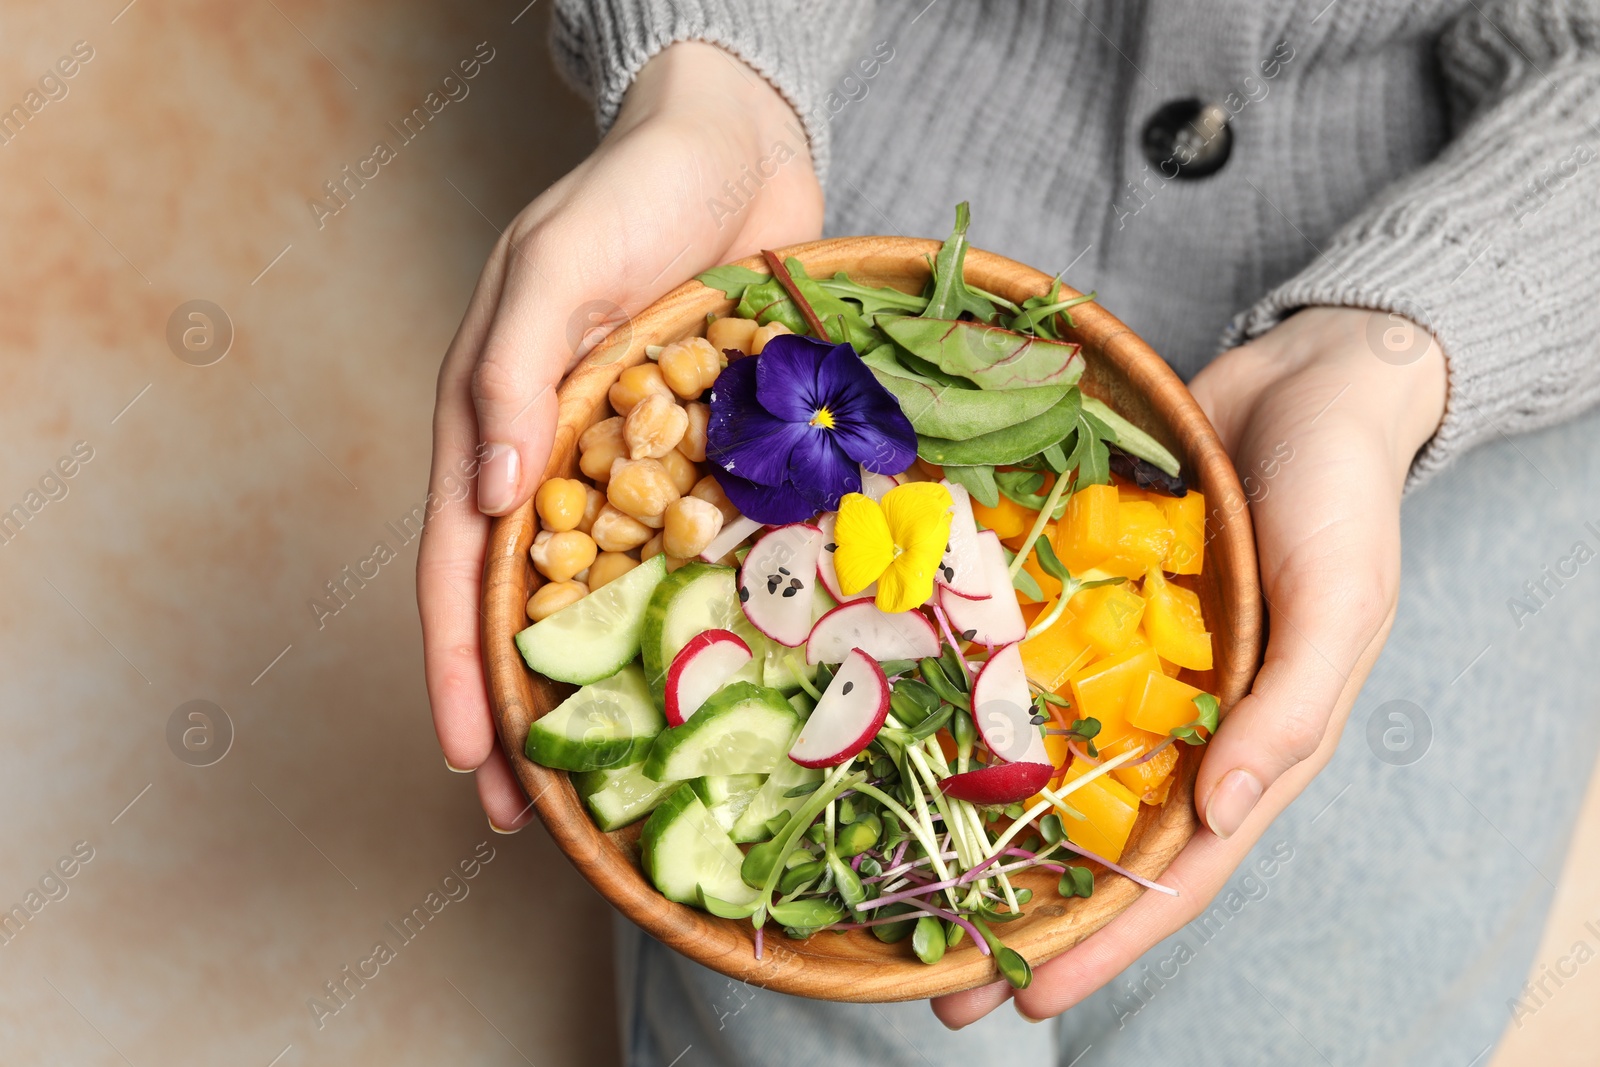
[706,334,917,525]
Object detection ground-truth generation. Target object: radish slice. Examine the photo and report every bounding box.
[816,512,875,603]
[971,642,1050,764]
[738,523,825,647]
[806,601,940,665]
[664,629,753,726]
[788,648,890,767]
[939,530,1026,645]
[859,468,903,502]
[939,761,1055,805]
[699,515,764,563]
[937,480,989,600]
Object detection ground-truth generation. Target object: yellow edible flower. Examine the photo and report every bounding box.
[833,482,953,613]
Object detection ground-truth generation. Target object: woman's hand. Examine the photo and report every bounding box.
[933,306,1448,1026]
[418,43,823,830]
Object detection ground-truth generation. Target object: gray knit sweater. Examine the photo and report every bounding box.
[551,1,1600,486]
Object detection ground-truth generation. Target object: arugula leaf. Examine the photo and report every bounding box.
[1010,288,1098,337]
[782,257,884,351]
[695,264,768,300]
[818,273,928,316]
[941,463,1000,508]
[1081,396,1180,477]
[922,202,998,323]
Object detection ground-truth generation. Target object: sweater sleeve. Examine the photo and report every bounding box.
[550,0,880,180]
[1223,1,1600,489]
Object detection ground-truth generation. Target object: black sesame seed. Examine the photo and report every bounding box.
[738,586,750,602]
[1030,714,1048,726]
[961,629,977,641]
[781,587,797,598]
[778,567,791,576]
[842,681,854,695]
[767,575,781,594]
[824,543,837,552]
[789,578,804,589]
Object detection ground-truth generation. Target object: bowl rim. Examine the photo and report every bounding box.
[482,235,1262,1002]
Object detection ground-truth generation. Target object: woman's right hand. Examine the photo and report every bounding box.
[419,42,823,830]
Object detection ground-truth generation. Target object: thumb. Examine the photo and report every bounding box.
[1195,526,1395,838]
[471,240,631,515]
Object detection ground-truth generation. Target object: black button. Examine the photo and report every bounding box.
[1141,98,1232,179]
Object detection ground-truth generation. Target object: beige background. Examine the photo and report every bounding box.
[0,2,1592,1064]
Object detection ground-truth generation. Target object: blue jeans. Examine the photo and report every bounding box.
[616,410,1600,1066]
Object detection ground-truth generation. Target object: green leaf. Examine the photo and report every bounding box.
[1009,289,1098,335]
[818,273,928,316]
[922,202,997,323]
[1033,537,1070,583]
[701,893,760,919]
[1040,813,1065,845]
[1172,726,1204,745]
[865,358,1072,441]
[916,391,1083,466]
[1192,693,1220,734]
[736,276,809,334]
[912,916,947,964]
[1065,716,1100,741]
[907,704,953,742]
[942,464,999,508]
[783,257,883,350]
[870,903,919,943]
[695,264,768,300]
[1037,690,1070,707]
[1080,396,1180,477]
[1002,545,1045,601]
[1057,866,1094,898]
[769,898,846,928]
[880,316,1086,392]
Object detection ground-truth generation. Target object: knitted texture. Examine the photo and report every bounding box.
[551,0,1600,489]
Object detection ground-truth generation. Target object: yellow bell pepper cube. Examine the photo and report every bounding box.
[971,492,1034,542]
[1159,491,1206,575]
[1116,482,1159,504]
[1099,732,1180,803]
[1019,599,1095,692]
[1096,501,1176,579]
[1068,645,1163,750]
[1128,670,1207,735]
[1068,581,1146,656]
[1015,524,1064,603]
[1060,757,1141,862]
[1054,483,1120,573]
[1142,568,1213,670]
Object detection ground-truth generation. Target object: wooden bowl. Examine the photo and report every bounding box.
[483,236,1262,1002]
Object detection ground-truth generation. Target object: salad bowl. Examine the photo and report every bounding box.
[482,235,1261,1001]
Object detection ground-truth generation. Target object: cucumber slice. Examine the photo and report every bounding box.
[730,730,825,843]
[690,774,766,832]
[640,783,758,906]
[516,555,667,685]
[760,642,818,694]
[787,691,817,717]
[524,664,664,771]
[641,563,764,705]
[574,762,680,831]
[643,682,800,781]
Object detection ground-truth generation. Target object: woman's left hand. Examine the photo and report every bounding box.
[932,307,1448,1026]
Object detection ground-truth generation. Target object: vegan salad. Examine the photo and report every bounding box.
[515,206,1219,988]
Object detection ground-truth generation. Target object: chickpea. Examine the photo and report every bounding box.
[608,363,672,416]
[706,315,759,357]
[587,551,640,590]
[658,447,700,496]
[607,457,680,523]
[574,486,605,535]
[750,321,793,355]
[641,531,664,561]
[578,417,626,483]
[679,402,709,462]
[624,393,689,459]
[663,496,724,559]
[527,579,588,621]
[658,337,724,399]
[591,504,653,552]
[535,477,587,533]
[691,474,741,523]
[529,529,598,583]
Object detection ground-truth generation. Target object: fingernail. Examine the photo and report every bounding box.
[488,814,524,835]
[1016,1008,1047,1024]
[477,442,519,514]
[445,757,472,773]
[1205,768,1264,839]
